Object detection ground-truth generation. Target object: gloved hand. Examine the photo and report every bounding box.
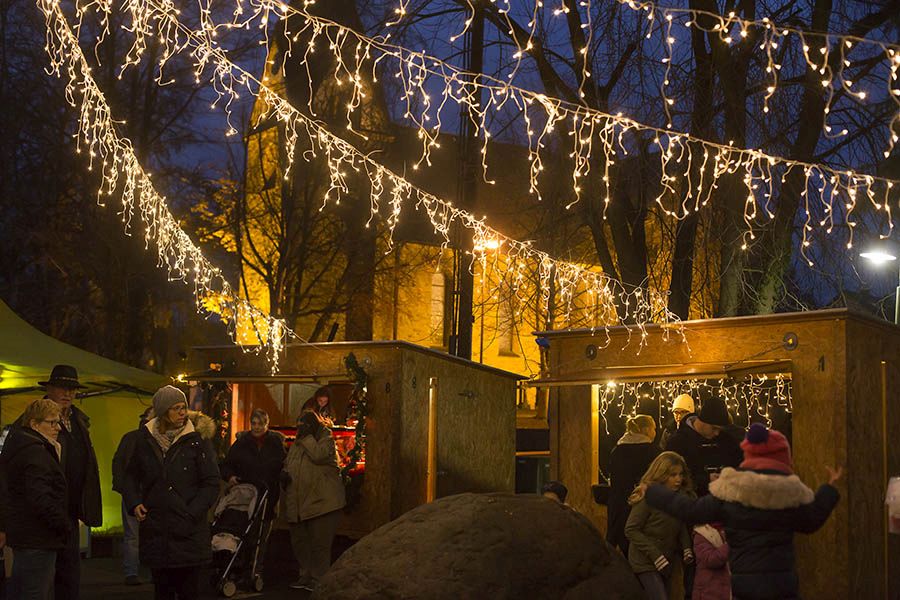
[279,470,292,490]
[683,548,694,564]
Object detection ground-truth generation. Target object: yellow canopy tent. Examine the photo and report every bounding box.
[0,300,167,533]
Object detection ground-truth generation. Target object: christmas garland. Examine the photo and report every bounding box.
[341,353,368,483]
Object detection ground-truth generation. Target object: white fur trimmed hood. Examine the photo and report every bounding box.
[709,467,815,510]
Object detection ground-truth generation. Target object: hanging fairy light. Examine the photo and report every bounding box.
[383,0,900,158]
[595,374,792,433]
[36,0,291,371]
[183,0,898,264]
[37,0,683,367]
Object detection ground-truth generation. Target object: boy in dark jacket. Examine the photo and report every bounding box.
[646,424,842,600]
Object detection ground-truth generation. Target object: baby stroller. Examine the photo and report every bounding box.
[210,483,270,597]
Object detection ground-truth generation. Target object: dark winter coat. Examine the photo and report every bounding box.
[220,430,286,519]
[606,433,659,553]
[624,494,692,574]
[665,415,743,497]
[123,411,220,569]
[112,428,142,494]
[15,404,102,526]
[646,467,840,600]
[0,427,70,550]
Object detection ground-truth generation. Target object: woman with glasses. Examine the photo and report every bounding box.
[0,398,70,600]
[124,385,219,599]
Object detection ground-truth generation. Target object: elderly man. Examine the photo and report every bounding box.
[26,365,102,600]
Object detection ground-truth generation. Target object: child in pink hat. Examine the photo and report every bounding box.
[643,424,842,600]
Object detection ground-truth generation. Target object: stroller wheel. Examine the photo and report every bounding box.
[221,580,237,597]
[252,575,264,592]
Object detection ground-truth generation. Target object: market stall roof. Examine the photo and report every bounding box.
[0,300,166,396]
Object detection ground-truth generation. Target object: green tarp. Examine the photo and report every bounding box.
[0,301,167,533]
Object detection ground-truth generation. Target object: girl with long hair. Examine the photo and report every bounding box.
[625,451,694,600]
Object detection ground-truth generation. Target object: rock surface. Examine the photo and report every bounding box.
[312,492,645,599]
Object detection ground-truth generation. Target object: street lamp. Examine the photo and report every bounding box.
[861,240,900,324]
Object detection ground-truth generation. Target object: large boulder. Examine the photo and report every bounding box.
[313,493,644,599]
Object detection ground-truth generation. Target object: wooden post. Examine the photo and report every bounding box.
[591,384,600,486]
[426,377,438,502]
[230,383,240,445]
[882,360,889,599]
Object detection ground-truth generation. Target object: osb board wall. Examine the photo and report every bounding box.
[192,345,396,537]
[844,319,900,600]
[547,313,853,599]
[193,343,516,537]
[394,348,517,517]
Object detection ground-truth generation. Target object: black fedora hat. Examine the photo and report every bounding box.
[39,364,87,389]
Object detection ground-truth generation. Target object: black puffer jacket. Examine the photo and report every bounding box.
[606,433,659,553]
[0,427,70,550]
[665,415,743,496]
[123,412,220,569]
[220,430,286,519]
[646,467,840,600]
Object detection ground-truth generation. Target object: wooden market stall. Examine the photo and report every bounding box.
[188,340,520,538]
[533,309,900,600]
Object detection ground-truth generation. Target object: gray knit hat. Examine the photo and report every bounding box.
[153,385,186,417]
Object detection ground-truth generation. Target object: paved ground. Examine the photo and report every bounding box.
[81,556,312,600]
[81,530,318,600]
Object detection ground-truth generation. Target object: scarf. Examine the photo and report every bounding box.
[147,417,193,454]
[34,429,63,460]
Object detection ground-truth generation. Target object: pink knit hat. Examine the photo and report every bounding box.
[740,423,793,474]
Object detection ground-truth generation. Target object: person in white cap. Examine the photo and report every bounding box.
[658,393,695,451]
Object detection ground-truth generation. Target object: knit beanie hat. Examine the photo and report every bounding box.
[153,385,186,417]
[740,423,793,474]
[697,397,730,427]
[672,394,695,413]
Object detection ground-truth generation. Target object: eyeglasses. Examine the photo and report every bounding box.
[41,419,62,428]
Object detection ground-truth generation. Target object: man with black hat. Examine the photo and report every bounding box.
[19,365,102,599]
[665,396,742,498]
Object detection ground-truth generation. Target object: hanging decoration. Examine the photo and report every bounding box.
[214,1,898,263]
[595,374,792,433]
[41,0,683,350]
[35,0,291,371]
[341,353,369,484]
[388,0,900,159]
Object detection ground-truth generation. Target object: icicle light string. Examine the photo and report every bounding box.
[119,0,899,264]
[386,0,900,157]
[596,374,792,433]
[37,0,291,371]
[43,0,683,354]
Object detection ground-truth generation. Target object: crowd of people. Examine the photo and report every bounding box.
[597,395,842,600]
[0,366,345,599]
[0,365,843,600]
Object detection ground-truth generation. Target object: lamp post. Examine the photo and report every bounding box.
[861,242,900,324]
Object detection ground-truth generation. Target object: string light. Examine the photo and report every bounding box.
[384,0,900,158]
[191,1,897,264]
[38,0,684,371]
[596,374,792,433]
[36,0,290,371]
